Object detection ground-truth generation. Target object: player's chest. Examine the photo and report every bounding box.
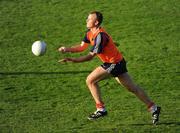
[88,34,96,46]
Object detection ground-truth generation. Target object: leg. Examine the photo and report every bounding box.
[86,66,110,105]
[86,66,110,120]
[116,72,161,124]
[116,72,153,106]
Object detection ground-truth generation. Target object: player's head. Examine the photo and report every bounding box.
[86,11,103,29]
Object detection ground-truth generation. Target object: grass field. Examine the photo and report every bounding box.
[0,0,179,132]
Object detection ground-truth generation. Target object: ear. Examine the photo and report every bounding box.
[95,20,99,26]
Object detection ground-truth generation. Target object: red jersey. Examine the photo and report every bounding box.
[83,27,123,63]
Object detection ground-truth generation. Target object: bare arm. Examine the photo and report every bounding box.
[58,41,88,53]
[59,52,96,63]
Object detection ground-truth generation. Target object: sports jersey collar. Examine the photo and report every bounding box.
[90,27,104,36]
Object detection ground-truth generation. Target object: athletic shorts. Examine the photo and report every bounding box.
[101,58,128,77]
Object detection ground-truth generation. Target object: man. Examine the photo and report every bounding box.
[58,11,161,124]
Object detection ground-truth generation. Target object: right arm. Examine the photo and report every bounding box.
[58,41,88,53]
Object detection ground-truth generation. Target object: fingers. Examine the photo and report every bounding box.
[58,46,67,53]
[58,59,67,63]
[58,58,74,63]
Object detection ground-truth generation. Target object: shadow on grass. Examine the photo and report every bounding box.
[158,122,180,126]
[117,121,180,126]
[61,121,180,132]
[0,71,91,76]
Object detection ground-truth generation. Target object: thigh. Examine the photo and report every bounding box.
[87,66,111,83]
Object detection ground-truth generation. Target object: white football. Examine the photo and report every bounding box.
[32,41,46,56]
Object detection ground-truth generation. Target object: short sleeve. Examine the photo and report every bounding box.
[82,31,90,43]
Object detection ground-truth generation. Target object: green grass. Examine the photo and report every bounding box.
[0,0,179,132]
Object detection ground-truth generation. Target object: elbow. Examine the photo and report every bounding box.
[87,54,95,61]
[87,57,93,61]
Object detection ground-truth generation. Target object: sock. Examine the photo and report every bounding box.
[97,108,106,112]
[148,102,157,113]
[96,102,106,112]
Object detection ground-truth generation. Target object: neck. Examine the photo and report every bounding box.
[90,26,100,34]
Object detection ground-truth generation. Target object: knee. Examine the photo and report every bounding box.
[86,75,97,86]
[86,76,93,86]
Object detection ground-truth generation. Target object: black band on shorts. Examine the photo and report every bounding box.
[101,58,128,77]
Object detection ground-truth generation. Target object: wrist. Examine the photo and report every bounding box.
[65,47,71,52]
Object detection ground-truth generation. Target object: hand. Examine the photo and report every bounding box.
[58,46,67,53]
[58,58,75,63]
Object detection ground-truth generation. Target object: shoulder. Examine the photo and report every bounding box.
[85,29,91,34]
[83,29,91,43]
[97,27,109,37]
[96,32,109,41]
[84,29,92,38]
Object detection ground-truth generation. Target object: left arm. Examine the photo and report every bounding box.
[59,52,96,63]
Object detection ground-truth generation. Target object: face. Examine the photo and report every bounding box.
[86,14,98,29]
